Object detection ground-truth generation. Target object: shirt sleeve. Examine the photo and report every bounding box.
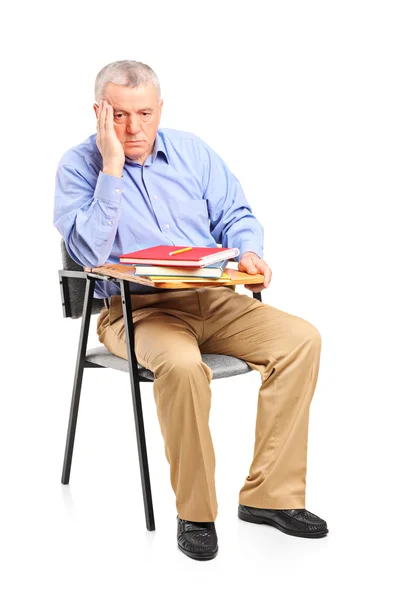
[200,142,264,261]
[53,161,123,267]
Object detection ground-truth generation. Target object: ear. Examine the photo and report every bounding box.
[159,98,164,115]
[93,103,99,118]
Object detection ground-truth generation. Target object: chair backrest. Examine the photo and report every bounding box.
[60,239,105,319]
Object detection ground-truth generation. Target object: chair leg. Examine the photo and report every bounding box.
[121,281,155,532]
[61,277,96,485]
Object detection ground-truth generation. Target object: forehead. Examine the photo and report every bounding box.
[104,82,159,110]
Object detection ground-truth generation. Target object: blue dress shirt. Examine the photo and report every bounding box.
[54,128,264,298]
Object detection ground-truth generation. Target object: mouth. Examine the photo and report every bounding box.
[125,141,144,144]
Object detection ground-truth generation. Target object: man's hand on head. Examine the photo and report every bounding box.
[96,98,125,177]
[238,251,272,293]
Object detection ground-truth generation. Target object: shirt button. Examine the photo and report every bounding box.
[165,224,170,229]
[153,195,158,200]
[107,221,112,225]
[115,188,121,194]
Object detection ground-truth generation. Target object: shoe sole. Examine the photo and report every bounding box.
[178,544,218,561]
[238,510,329,538]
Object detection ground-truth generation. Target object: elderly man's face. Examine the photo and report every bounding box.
[94,81,163,165]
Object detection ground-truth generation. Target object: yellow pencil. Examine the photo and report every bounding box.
[168,246,193,256]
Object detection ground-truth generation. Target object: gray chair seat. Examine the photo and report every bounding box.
[86,346,252,381]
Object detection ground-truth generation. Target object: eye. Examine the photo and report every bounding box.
[141,112,150,118]
[114,113,126,120]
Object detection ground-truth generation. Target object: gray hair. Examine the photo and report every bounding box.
[94,60,161,103]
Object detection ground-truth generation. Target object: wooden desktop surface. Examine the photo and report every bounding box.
[84,262,264,289]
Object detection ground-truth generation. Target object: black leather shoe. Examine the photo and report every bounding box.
[238,504,328,538]
[177,517,218,560]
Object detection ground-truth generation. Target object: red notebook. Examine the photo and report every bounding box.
[119,245,240,267]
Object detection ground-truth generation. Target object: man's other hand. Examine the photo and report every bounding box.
[238,251,272,293]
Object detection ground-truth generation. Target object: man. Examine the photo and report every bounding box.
[54,60,328,561]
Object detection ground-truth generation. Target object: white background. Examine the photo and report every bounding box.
[1,0,399,598]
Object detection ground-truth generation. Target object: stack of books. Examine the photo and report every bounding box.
[119,245,240,281]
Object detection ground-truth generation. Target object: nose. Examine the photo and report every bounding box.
[127,114,141,135]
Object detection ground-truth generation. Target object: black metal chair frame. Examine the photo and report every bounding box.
[59,266,262,532]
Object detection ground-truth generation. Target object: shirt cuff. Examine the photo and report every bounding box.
[94,171,124,205]
[237,243,263,262]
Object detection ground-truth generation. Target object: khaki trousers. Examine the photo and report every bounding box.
[97,286,321,522]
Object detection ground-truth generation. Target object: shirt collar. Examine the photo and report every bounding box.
[151,131,169,164]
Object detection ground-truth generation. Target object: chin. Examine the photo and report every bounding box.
[125,152,141,160]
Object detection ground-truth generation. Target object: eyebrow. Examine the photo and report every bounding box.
[113,107,153,113]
